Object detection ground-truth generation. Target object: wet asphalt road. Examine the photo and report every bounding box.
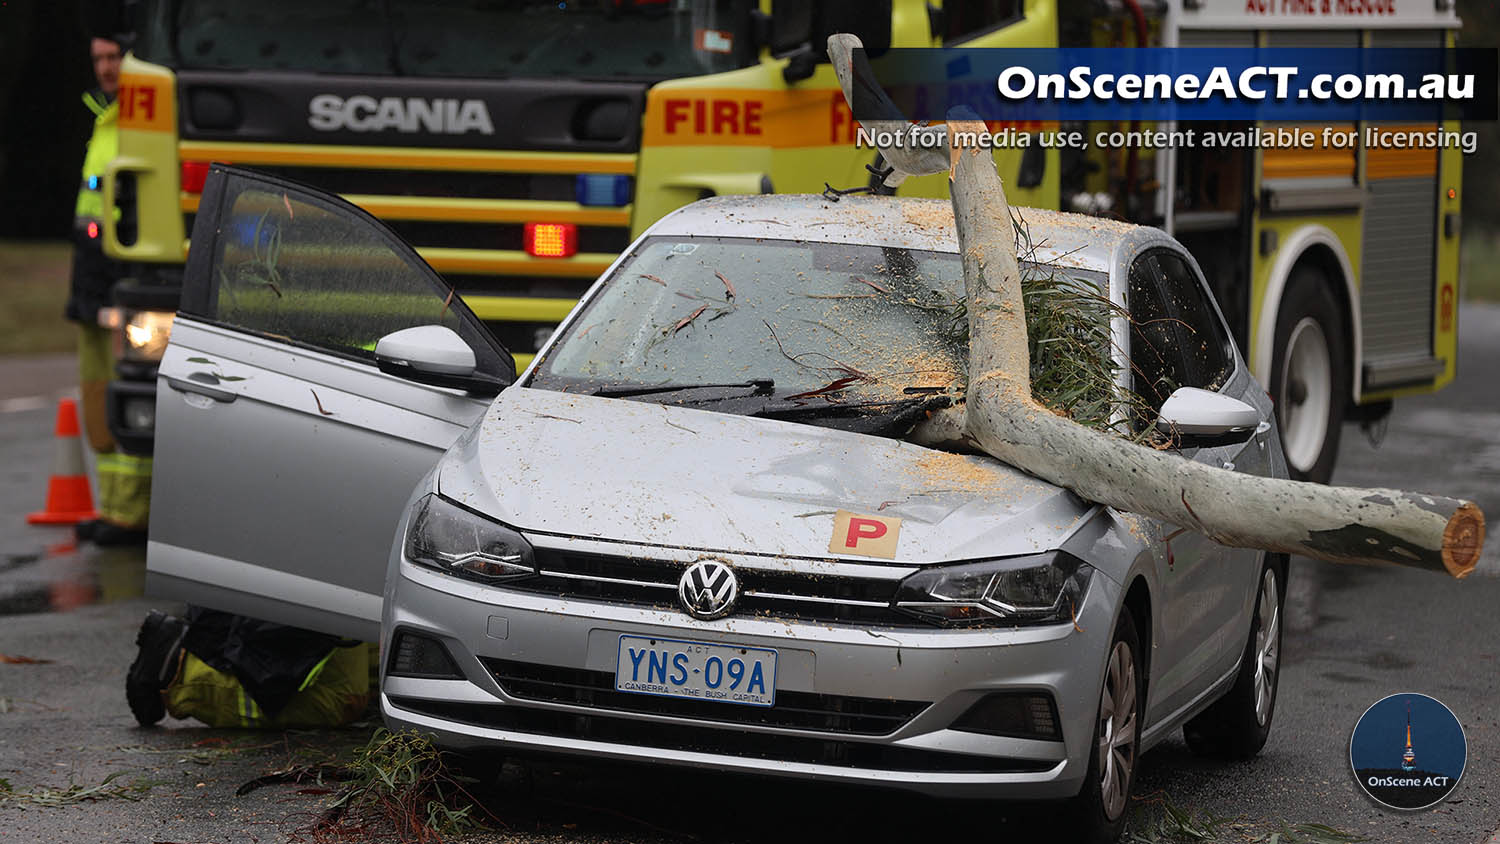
[0,307,1497,843]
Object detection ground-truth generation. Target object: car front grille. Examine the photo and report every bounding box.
[508,549,929,628]
[482,658,927,736]
[388,697,1054,774]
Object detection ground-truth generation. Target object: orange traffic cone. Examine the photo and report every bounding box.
[27,398,98,525]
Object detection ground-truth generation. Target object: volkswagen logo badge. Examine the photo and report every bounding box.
[678,560,739,620]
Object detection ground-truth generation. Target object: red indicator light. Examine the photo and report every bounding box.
[180,160,212,194]
[1448,188,1458,200]
[86,221,99,239]
[525,222,577,258]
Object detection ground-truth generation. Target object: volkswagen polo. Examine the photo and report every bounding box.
[150,166,1288,842]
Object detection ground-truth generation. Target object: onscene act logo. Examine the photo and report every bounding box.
[1350,693,1466,810]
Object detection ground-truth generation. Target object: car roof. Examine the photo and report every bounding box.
[645,194,1146,276]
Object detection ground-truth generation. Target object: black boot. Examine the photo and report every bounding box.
[125,611,188,727]
[94,522,149,547]
[74,520,100,543]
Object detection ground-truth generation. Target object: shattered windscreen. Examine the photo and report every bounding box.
[529,235,1110,436]
[533,237,967,404]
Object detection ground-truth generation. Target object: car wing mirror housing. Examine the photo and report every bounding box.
[1155,387,1260,447]
[375,325,502,397]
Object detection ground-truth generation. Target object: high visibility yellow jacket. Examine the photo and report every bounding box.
[67,90,124,325]
[74,91,118,225]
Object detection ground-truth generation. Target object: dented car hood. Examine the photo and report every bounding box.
[436,387,1093,563]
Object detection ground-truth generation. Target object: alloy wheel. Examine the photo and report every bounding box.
[1254,567,1281,727]
[1098,639,1138,820]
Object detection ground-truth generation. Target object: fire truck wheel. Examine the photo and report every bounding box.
[1269,267,1348,484]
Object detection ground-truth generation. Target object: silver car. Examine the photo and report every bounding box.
[150,166,1288,842]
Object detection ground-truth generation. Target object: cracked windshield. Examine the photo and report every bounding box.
[535,236,1008,435]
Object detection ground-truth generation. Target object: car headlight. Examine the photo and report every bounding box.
[120,309,174,362]
[892,552,1092,627]
[404,494,537,583]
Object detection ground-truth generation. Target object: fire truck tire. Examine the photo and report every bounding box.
[1269,266,1348,484]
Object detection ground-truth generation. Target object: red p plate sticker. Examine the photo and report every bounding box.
[828,510,902,559]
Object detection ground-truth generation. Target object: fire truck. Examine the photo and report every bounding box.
[101,0,1462,484]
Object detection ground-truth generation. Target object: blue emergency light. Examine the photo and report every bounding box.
[575,174,632,207]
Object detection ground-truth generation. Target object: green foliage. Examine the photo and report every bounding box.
[943,213,1161,442]
[1126,800,1236,842]
[1267,822,1372,844]
[1125,798,1369,844]
[0,771,160,807]
[311,728,487,842]
[1461,230,1500,302]
[0,241,76,356]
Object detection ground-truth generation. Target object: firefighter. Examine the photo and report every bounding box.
[67,32,152,546]
[126,609,374,729]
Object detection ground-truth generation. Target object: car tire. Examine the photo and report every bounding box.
[1182,554,1287,760]
[1270,267,1348,484]
[1062,609,1145,844]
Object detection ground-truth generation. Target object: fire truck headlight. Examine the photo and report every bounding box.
[122,396,155,433]
[121,310,175,362]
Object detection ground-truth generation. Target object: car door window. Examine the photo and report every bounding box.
[1127,257,1179,426]
[1153,251,1233,391]
[1128,251,1237,430]
[183,168,513,382]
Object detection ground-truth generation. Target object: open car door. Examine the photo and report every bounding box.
[148,166,515,640]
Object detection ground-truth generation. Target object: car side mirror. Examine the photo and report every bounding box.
[374,325,503,397]
[1155,387,1260,447]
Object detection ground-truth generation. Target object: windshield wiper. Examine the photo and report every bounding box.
[751,393,954,436]
[754,393,951,418]
[588,379,775,399]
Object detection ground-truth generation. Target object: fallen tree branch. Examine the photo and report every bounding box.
[948,112,1483,576]
[826,34,949,182]
[828,35,1485,577]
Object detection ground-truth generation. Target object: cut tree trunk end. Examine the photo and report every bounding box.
[825,33,1486,578]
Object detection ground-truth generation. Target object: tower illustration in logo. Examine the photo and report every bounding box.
[1351,693,1465,811]
[1401,702,1416,772]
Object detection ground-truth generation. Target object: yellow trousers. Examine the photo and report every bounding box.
[163,643,373,728]
[77,323,151,528]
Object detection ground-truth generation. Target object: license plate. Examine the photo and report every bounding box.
[615,635,777,707]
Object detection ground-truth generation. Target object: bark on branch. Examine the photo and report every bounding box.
[829,35,1486,577]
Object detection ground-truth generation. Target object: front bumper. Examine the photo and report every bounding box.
[382,553,1120,800]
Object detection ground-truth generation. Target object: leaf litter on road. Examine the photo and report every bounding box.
[0,771,162,807]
